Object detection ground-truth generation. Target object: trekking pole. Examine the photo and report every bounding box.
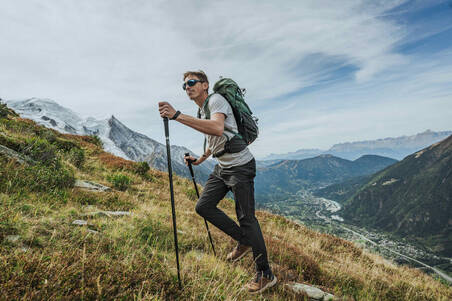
[185,152,216,256]
[163,117,182,289]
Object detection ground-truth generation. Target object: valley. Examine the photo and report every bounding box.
[258,190,452,284]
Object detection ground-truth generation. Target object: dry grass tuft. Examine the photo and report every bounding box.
[97,152,136,171]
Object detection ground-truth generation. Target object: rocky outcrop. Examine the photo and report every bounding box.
[74,180,111,192]
[0,144,35,165]
[285,283,337,300]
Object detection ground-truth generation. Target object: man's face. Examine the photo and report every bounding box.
[184,75,208,100]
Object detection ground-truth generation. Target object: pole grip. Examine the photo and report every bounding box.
[185,152,195,176]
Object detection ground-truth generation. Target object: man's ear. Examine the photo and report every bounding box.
[202,82,209,92]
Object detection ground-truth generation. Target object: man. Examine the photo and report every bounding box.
[158,70,277,294]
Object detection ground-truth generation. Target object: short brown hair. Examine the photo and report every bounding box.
[183,70,209,93]
[183,70,209,83]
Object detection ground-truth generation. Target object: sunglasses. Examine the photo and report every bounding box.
[183,79,204,90]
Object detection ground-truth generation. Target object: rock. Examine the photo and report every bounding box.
[5,235,21,243]
[324,293,335,301]
[0,144,35,165]
[72,220,88,226]
[285,283,336,300]
[74,180,111,192]
[5,235,29,252]
[82,210,131,217]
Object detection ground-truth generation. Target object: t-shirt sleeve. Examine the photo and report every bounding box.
[208,94,229,118]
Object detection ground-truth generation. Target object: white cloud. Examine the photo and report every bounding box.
[1,0,451,158]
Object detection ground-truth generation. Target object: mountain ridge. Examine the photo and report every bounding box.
[255,154,397,203]
[262,130,452,161]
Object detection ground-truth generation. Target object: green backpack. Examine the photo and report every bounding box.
[197,78,259,157]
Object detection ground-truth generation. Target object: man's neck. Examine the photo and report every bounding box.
[194,93,209,108]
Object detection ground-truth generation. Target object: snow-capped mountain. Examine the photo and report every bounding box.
[6,98,215,182]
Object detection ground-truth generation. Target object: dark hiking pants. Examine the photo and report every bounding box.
[195,158,270,272]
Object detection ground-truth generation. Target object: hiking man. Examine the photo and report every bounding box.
[158,70,277,294]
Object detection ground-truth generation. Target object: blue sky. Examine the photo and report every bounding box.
[1,0,451,158]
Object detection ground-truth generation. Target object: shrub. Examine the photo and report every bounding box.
[0,118,37,135]
[0,100,8,118]
[0,133,22,151]
[69,147,85,168]
[36,128,57,142]
[88,135,103,148]
[20,137,59,168]
[53,138,79,152]
[107,173,132,191]
[134,161,150,177]
[0,158,75,193]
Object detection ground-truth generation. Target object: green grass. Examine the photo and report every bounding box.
[0,112,451,300]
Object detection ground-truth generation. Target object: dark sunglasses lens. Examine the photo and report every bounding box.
[188,79,197,86]
[183,79,202,90]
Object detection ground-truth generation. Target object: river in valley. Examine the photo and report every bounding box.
[259,191,452,284]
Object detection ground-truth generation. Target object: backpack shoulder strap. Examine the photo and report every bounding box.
[197,95,213,153]
[197,95,212,119]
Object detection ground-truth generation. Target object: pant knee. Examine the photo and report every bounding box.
[195,202,208,217]
[238,215,257,227]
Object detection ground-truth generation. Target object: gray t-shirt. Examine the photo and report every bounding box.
[199,94,254,168]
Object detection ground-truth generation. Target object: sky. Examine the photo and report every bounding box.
[1,0,452,159]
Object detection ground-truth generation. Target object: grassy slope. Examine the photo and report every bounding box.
[0,112,451,300]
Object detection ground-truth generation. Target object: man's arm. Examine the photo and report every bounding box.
[158,101,224,136]
[176,113,225,136]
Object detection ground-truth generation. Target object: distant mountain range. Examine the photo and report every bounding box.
[5,98,215,182]
[262,130,452,161]
[255,154,398,203]
[339,135,452,257]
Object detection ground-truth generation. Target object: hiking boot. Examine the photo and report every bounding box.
[245,271,277,294]
[226,244,251,262]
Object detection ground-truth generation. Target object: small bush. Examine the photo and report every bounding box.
[134,161,150,176]
[38,128,57,143]
[20,137,60,168]
[0,159,75,193]
[0,133,22,151]
[88,135,103,148]
[69,147,85,168]
[0,100,8,118]
[107,173,132,191]
[53,137,79,152]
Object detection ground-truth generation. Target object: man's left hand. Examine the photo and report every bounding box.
[158,101,177,119]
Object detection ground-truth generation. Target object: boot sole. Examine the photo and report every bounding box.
[249,276,277,294]
[229,247,251,262]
